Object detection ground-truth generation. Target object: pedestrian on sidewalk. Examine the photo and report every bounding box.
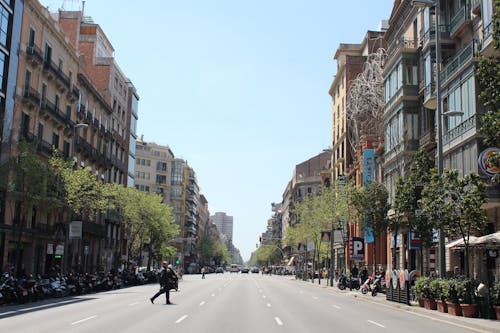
[201,266,206,279]
[150,261,179,305]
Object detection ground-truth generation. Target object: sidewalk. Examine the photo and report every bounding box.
[295,277,500,333]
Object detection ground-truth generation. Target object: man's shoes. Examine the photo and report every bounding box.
[150,298,154,304]
[166,301,172,304]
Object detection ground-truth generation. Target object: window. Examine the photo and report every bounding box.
[28,28,35,47]
[58,58,63,71]
[52,133,59,149]
[55,95,60,110]
[0,6,9,47]
[156,175,167,184]
[66,105,71,120]
[44,43,52,63]
[0,52,5,91]
[24,70,31,92]
[41,83,47,103]
[37,123,43,141]
[63,141,70,158]
[157,161,167,171]
[20,113,30,139]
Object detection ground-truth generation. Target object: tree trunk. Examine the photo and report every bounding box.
[372,237,376,274]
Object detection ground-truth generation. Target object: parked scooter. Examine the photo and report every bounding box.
[361,275,374,294]
[371,273,385,296]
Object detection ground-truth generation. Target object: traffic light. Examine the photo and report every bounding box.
[259,235,262,242]
[175,258,180,265]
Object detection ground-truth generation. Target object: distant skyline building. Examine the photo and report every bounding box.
[210,212,233,244]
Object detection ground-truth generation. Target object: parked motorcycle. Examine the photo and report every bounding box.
[337,274,360,290]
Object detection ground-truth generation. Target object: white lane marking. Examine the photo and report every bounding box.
[266,303,272,308]
[332,305,341,309]
[0,311,17,316]
[71,315,98,325]
[367,320,385,328]
[262,295,267,299]
[211,293,215,297]
[200,301,206,306]
[176,315,188,324]
[313,296,319,300]
[274,317,284,326]
[128,302,139,306]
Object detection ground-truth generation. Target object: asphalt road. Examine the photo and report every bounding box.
[0,273,498,333]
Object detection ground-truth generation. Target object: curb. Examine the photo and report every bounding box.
[294,278,499,333]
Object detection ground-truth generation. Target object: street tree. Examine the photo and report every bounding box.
[421,169,487,277]
[0,141,59,276]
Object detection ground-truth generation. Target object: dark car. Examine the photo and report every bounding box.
[240,267,250,273]
[250,267,259,273]
[215,267,224,273]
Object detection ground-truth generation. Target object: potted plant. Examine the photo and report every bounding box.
[490,281,500,320]
[435,278,448,313]
[423,278,438,310]
[414,277,428,307]
[445,278,462,316]
[460,278,479,318]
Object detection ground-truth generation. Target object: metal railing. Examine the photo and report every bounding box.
[443,114,478,144]
[450,5,471,36]
[440,40,480,83]
[26,45,44,64]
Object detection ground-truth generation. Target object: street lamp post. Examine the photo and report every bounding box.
[411,0,446,277]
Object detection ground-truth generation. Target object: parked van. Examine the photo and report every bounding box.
[229,264,239,273]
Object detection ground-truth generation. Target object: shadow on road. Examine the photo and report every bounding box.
[0,297,97,319]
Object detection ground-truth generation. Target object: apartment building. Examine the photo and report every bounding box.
[0,1,137,276]
[134,139,202,268]
[58,11,131,187]
[383,0,498,277]
[0,0,23,273]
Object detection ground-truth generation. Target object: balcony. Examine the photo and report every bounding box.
[443,114,479,145]
[40,98,68,127]
[450,5,472,37]
[67,85,80,102]
[37,139,55,157]
[423,82,436,109]
[22,86,41,108]
[386,38,419,64]
[422,25,451,51]
[419,128,436,150]
[440,40,480,84]
[25,45,44,66]
[42,60,70,91]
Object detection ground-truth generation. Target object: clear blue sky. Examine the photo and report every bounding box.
[41,0,394,261]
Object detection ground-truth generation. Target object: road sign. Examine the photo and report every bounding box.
[350,237,364,261]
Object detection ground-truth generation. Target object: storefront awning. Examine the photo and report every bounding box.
[446,236,478,249]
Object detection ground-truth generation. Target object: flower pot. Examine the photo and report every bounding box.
[424,298,437,310]
[418,298,425,307]
[495,305,500,320]
[437,300,448,313]
[446,301,462,316]
[460,303,478,318]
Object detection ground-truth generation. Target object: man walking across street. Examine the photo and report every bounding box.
[150,261,179,305]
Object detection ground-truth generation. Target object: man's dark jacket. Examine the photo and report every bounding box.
[159,268,178,290]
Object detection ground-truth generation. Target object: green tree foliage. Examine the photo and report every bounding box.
[49,156,107,218]
[196,236,230,266]
[421,169,487,277]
